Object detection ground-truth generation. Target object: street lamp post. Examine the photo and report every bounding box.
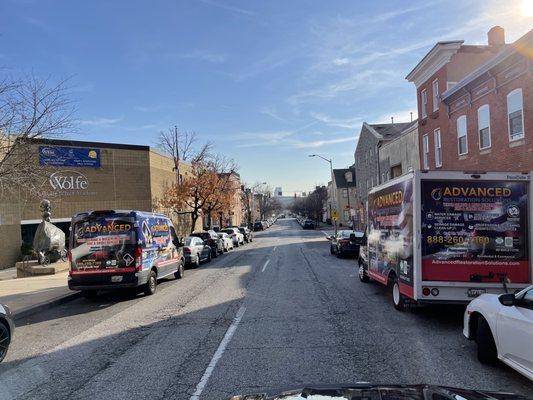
[308,154,336,234]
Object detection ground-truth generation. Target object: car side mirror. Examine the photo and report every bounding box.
[326,235,333,241]
[499,293,516,306]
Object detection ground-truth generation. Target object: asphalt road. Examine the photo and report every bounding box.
[0,218,531,399]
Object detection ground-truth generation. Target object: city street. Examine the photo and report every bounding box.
[0,218,531,400]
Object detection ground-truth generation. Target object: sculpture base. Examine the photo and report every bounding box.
[16,260,70,278]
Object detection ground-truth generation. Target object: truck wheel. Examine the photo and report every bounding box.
[476,317,497,364]
[174,260,185,279]
[0,322,10,363]
[144,270,157,296]
[391,277,405,311]
[358,261,369,283]
[82,290,98,299]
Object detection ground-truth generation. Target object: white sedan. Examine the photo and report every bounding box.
[463,285,533,380]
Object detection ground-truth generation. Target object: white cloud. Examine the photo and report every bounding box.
[310,112,362,129]
[199,0,256,17]
[332,57,350,66]
[259,106,286,122]
[79,117,122,126]
[374,108,417,124]
[291,136,355,149]
[179,50,227,63]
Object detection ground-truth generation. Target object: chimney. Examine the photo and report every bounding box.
[488,26,505,49]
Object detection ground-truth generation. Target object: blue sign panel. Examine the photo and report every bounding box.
[39,146,101,168]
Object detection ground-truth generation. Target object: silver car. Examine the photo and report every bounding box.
[0,303,14,363]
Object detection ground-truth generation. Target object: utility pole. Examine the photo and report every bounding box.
[309,154,337,235]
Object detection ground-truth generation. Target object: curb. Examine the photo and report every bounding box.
[13,291,83,322]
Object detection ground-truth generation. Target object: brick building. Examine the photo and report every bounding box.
[439,29,532,171]
[0,138,202,269]
[406,27,508,171]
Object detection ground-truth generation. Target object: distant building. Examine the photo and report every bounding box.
[378,120,419,183]
[274,187,283,197]
[328,166,357,227]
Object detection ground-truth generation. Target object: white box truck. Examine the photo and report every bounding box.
[358,170,532,310]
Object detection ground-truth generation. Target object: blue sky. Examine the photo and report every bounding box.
[1,0,531,194]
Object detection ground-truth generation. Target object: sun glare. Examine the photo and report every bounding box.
[523,0,533,16]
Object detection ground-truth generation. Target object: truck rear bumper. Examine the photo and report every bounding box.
[416,282,530,303]
[68,270,150,291]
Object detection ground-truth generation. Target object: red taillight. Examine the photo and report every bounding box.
[339,239,350,245]
[135,246,143,272]
[422,287,430,296]
[67,250,72,262]
[183,247,191,254]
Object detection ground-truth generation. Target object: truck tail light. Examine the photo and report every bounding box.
[135,246,143,272]
[422,287,430,296]
[431,288,439,296]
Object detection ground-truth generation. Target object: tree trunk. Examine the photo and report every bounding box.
[190,210,199,234]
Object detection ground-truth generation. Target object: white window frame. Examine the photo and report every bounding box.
[421,89,427,119]
[507,88,524,142]
[457,115,468,156]
[342,188,348,198]
[422,134,429,169]
[434,128,442,168]
[432,79,439,112]
[477,104,491,150]
[446,81,457,90]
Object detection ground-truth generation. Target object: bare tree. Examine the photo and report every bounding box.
[157,126,213,177]
[0,76,75,195]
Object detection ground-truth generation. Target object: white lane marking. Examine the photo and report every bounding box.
[261,259,270,272]
[189,305,247,400]
[273,246,277,252]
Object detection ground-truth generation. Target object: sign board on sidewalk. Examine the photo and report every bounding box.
[331,210,339,221]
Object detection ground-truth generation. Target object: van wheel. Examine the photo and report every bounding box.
[476,317,497,364]
[391,276,405,311]
[358,261,369,283]
[174,260,185,279]
[144,270,157,296]
[82,290,98,299]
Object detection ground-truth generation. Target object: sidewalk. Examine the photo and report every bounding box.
[0,269,80,320]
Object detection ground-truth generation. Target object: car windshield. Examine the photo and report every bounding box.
[3,3,533,400]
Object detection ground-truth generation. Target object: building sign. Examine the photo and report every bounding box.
[46,170,95,197]
[421,179,529,283]
[39,146,101,168]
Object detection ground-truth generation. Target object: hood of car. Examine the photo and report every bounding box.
[226,383,529,400]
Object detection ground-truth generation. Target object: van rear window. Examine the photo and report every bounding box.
[71,215,136,270]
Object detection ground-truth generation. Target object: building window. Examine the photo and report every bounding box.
[507,88,524,141]
[432,79,439,112]
[345,172,352,182]
[343,210,350,222]
[342,188,348,198]
[434,129,442,168]
[446,81,457,90]
[421,89,427,119]
[477,104,491,149]
[457,115,468,155]
[422,134,429,169]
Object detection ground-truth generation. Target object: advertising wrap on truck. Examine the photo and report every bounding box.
[421,180,529,283]
[367,177,414,296]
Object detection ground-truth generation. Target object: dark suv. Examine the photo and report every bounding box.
[253,221,264,231]
[239,226,253,243]
[190,230,224,257]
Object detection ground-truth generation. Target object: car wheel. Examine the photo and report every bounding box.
[206,251,212,262]
[174,260,185,279]
[235,242,239,248]
[330,245,334,255]
[391,276,405,311]
[82,290,98,299]
[193,255,200,268]
[0,322,10,363]
[336,248,342,258]
[224,245,228,252]
[212,248,218,258]
[476,317,497,364]
[358,261,370,283]
[144,270,157,296]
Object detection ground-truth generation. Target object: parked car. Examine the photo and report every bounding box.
[329,230,365,258]
[303,219,315,229]
[0,303,14,363]
[239,226,253,243]
[69,210,185,298]
[218,232,234,251]
[221,228,245,246]
[253,221,264,231]
[190,230,223,258]
[183,236,212,267]
[463,285,533,380]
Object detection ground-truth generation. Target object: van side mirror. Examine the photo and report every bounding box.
[499,293,515,306]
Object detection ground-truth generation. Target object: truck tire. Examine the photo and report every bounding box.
[0,322,10,363]
[144,270,157,296]
[358,260,369,283]
[476,317,497,364]
[391,276,405,311]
